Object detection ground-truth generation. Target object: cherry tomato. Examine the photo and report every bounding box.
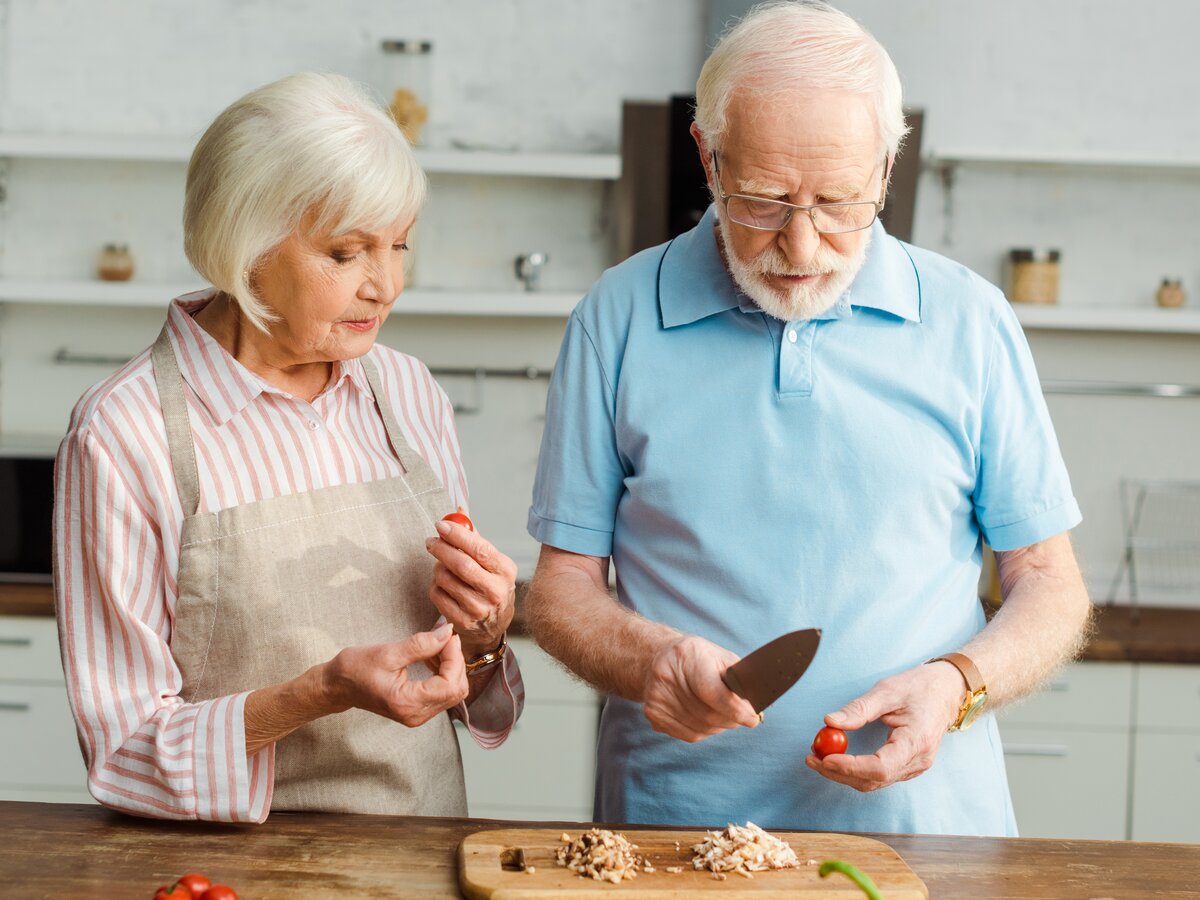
[153,886,191,900]
[811,725,848,759]
[198,887,238,900]
[176,874,212,898]
[441,511,474,531]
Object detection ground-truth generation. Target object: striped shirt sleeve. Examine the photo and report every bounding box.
[54,426,273,822]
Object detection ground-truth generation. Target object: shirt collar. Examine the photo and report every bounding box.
[658,206,921,329]
[166,289,373,426]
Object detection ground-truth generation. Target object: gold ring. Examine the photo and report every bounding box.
[756,711,765,724]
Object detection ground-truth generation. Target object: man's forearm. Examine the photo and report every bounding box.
[525,552,679,701]
[960,533,1093,709]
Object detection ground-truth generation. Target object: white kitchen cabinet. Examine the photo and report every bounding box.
[0,616,92,803]
[999,662,1134,840]
[1130,664,1200,842]
[1000,724,1130,840]
[456,636,599,822]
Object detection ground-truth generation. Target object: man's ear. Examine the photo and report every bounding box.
[690,122,714,189]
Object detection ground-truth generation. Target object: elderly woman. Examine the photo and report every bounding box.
[53,72,522,821]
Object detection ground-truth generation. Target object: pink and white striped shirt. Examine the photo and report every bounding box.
[54,290,524,822]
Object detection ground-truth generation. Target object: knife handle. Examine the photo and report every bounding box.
[722,666,747,700]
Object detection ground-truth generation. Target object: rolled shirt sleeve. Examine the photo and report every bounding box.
[451,651,525,750]
[55,427,273,822]
[972,302,1081,550]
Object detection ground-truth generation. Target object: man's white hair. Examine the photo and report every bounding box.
[184,72,426,332]
[695,0,908,158]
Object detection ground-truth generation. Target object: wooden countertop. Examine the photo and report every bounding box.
[1,802,1197,898]
[7,580,1200,663]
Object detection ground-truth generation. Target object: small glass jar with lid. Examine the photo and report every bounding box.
[376,39,432,145]
[97,243,134,281]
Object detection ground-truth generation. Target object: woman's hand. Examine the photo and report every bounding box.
[425,512,518,659]
[321,623,469,727]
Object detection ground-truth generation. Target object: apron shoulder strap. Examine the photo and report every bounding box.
[358,354,437,479]
[150,325,202,517]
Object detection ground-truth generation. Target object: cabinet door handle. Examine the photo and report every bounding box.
[1004,743,1068,757]
[0,637,33,647]
[0,702,31,712]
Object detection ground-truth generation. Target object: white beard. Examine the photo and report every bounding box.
[718,214,872,322]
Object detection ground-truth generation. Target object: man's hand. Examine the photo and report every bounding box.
[642,635,761,742]
[425,511,518,659]
[322,623,470,727]
[805,660,965,791]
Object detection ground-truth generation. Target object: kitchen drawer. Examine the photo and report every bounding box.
[1135,664,1200,731]
[1001,724,1129,840]
[0,615,64,683]
[0,682,88,791]
[457,699,599,821]
[508,637,597,705]
[997,662,1133,729]
[1131,731,1200,842]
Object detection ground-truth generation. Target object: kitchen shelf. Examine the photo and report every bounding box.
[1011,304,1200,334]
[925,147,1200,173]
[0,279,578,316]
[0,132,620,179]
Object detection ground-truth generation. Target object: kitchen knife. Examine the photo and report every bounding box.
[722,627,821,714]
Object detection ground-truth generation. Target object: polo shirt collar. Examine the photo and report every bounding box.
[167,290,373,426]
[844,220,922,323]
[658,206,921,329]
[658,205,741,328]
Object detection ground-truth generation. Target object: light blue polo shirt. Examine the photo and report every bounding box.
[528,206,1080,836]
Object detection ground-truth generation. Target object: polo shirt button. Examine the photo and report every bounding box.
[787,329,798,343]
[308,420,319,431]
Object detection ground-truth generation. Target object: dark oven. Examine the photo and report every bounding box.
[0,455,55,583]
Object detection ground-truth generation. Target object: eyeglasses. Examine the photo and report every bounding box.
[711,153,886,235]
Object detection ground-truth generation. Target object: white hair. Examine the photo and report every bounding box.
[184,72,426,332]
[695,0,908,158]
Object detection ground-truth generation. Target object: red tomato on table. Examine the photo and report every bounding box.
[176,874,212,898]
[441,511,474,531]
[198,887,238,900]
[153,886,191,900]
[812,725,848,759]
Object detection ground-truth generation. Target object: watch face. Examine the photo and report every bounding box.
[960,692,988,730]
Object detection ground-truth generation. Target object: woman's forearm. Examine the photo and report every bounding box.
[243,663,344,756]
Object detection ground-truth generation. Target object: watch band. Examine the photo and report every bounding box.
[465,634,507,675]
[928,652,985,694]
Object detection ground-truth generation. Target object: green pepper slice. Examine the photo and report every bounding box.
[818,859,884,900]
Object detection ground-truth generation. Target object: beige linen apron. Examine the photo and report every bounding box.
[151,327,467,815]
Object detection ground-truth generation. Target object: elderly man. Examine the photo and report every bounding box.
[525,0,1090,836]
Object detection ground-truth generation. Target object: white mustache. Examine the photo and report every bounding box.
[744,246,852,278]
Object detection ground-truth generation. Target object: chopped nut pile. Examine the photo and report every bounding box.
[555,828,649,884]
[691,822,801,879]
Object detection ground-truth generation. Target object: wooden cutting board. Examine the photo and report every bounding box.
[458,827,928,898]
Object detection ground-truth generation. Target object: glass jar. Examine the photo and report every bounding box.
[1156,278,1185,308]
[377,39,432,145]
[1007,248,1060,304]
[97,243,134,282]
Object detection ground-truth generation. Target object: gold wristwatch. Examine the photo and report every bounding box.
[465,634,508,675]
[927,652,988,732]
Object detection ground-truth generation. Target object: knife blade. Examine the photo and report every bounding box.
[722,627,822,714]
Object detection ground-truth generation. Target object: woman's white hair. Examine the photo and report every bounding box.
[695,0,908,158]
[184,72,426,332]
